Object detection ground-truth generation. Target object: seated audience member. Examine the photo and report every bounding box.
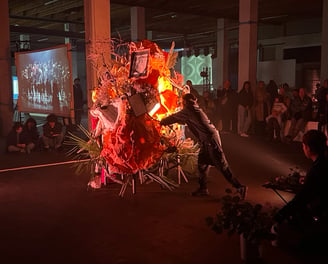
[42,114,64,151]
[6,122,27,153]
[22,117,39,153]
[285,87,312,143]
[273,130,328,253]
[316,79,328,132]
[265,97,287,142]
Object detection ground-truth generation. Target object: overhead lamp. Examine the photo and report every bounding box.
[37,38,48,42]
[44,0,58,6]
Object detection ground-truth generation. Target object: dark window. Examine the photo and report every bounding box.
[283,46,321,63]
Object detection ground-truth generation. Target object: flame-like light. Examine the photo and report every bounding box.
[149,102,161,116]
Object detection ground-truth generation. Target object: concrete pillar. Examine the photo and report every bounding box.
[64,23,79,124]
[238,0,258,91]
[131,6,146,41]
[84,0,111,130]
[321,0,328,82]
[0,0,13,136]
[64,23,78,79]
[216,19,229,89]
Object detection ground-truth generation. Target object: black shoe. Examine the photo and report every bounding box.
[237,185,248,200]
[192,188,209,196]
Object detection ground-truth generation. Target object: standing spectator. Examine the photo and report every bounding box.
[254,81,270,137]
[216,80,238,133]
[237,81,253,137]
[266,80,279,109]
[285,88,312,143]
[323,92,328,137]
[202,90,215,123]
[277,84,291,136]
[42,114,64,151]
[316,79,328,132]
[6,122,26,153]
[73,77,84,126]
[160,93,247,199]
[22,117,39,153]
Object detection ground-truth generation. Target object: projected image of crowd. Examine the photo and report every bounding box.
[19,59,71,113]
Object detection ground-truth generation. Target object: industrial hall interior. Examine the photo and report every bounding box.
[0,0,328,264]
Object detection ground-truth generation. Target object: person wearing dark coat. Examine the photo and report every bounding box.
[237,81,253,137]
[42,114,64,150]
[160,93,247,198]
[216,80,238,133]
[6,122,26,153]
[285,87,312,143]
[22,117,39,152]
[73,77,84,126]
[316,79,328,132]
[273,130,328,252]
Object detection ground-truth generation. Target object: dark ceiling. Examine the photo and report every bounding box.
[8,0,323,54]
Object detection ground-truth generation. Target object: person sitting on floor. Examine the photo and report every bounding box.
[22,117,39,153]
[42,114,64,151]
[273,129,328,253]
[6,122,29,153]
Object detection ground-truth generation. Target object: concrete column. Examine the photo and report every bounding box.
[0,0,13,136]
[238,0,258,91]
[131,6,146,41]
[216,19,229,88]
[321,0,328,82]
[64,23,78,79]
[64,23,79,124]
[84,0,111,130]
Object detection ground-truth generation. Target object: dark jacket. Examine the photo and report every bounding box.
[317,87,328,115]
[22,125,39,145]
[73,84,84,110]
[238,88,253,108]
[290,95,312,121]
[43,122,63,138]
[275,155,328,225]
[160,102,218,143]
[217,88,238,112]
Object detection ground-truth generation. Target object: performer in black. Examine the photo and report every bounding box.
[160,93,247,198]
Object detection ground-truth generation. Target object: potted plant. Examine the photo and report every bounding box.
[206,189,278,262]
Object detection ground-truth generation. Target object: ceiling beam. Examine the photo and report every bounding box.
[10,25,85,39]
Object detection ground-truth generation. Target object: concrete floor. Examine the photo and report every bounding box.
[0,131,325,264]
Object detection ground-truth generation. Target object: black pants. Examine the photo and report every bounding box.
[197,134,242,190]
[266,117,281,140]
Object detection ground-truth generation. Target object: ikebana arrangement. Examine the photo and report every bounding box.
[66,39,199,196]
[206,189,278,261]
[265,166,306,192]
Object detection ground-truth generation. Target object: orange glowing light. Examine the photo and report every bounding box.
[152,76,179,120]
[91,89,98,103]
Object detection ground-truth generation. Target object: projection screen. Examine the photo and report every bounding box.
[15,44,72,117]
